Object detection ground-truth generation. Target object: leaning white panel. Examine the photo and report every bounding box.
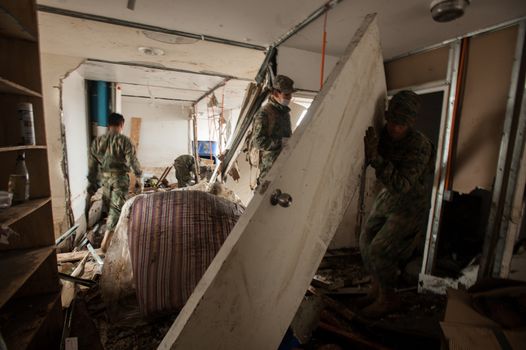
[159,14,386,350]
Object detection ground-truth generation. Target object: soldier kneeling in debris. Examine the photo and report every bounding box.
[174,154,197,188]
[360,91,434,318]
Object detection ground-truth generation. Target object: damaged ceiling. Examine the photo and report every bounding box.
[38,0,526,59]
[38,13,263,80]
[80,60,250,110]
[37,0,525,111]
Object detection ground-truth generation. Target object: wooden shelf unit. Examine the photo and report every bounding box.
[0,246,55,308]
[0,292,61,350]
[0,76,42,97]
[0,197,51,226]
[0,0,62,348]
[0,4,36,41]
[0,145,46,152]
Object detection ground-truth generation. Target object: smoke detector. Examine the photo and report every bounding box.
[137,46,165,56]
[430,0,470,23]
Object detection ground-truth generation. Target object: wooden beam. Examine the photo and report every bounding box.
[129,117,141,148]
[129,117,142,192]
[159,14,385,349]
[57,249,104,263]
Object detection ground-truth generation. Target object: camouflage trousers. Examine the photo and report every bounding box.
[257,150,280,184]
[102,173,129,231]
[360,189,428,289]
[175,166,192,188]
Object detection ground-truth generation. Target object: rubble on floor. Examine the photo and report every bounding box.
[56,190,525,350]
[56,181,245,348]
[283,248,447,350]
[69,285,175,350]
[441,278,526,349]
[58,242,526,350]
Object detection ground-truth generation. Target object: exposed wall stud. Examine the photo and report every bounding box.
[480,20,526,278]
[420,40,461,277]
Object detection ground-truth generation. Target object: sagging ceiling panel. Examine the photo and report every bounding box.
[160,14,386,350]
[119,84,203,101]
[81,61,224,91]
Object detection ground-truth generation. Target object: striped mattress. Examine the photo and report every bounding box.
[128,189,244,316]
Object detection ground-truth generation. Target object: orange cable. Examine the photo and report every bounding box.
[444,38,468,190]
[320,11,328,89]
[220,88,225,154]
[208,105,214,161]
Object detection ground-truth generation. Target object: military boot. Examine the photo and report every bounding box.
[354,277,379,309]
[361,287,402,319]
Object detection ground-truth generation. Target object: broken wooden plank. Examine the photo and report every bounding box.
[324,287,368,295]
[155,166,173,188]
[61,254,88,308]
[309,286,359,322]
[57,249,104,263]
[129,117,142,193]
[160,14,385,350]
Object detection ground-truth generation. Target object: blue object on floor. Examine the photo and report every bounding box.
[278,328,301,350]
[196,140,219,163]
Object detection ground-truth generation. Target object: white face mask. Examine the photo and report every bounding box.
[280,98,291,107]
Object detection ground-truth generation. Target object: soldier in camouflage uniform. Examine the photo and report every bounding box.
[252,75,296,184]
[360,90,434,318]
[87,112,142,252]
[174,154,196,188]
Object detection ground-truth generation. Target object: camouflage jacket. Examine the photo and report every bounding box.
[174,154,195,171]
[252,97,292,158]
[87,131,142,186]
[371,127,434,202]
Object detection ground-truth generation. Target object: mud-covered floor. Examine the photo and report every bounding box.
[299,249,446,350]
[64,248,446,350]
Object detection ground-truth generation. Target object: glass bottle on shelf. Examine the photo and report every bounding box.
[8,152,30,203]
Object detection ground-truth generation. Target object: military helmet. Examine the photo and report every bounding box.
[386,90,421,124]
[273,75,296,94]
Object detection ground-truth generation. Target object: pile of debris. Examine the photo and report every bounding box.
[55,182,245,348]
[281,249,447,350]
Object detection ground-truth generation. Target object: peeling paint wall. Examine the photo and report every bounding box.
[62,69,90,232]
[41,53,85,237]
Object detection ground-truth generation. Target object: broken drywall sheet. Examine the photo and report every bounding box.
[159,14,386,350]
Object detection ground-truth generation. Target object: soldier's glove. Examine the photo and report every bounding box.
[134,177,144,194]
[364,126,379,164]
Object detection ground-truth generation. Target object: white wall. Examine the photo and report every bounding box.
[121,97,192,171]
[62,70,90,230]
[41,53,85,237]
[224,100,307,206]
[196,116,220,142]
[277,46,339,92]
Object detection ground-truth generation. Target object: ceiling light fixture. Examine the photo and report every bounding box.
[138,46,165,56]
[430,0,470,23]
